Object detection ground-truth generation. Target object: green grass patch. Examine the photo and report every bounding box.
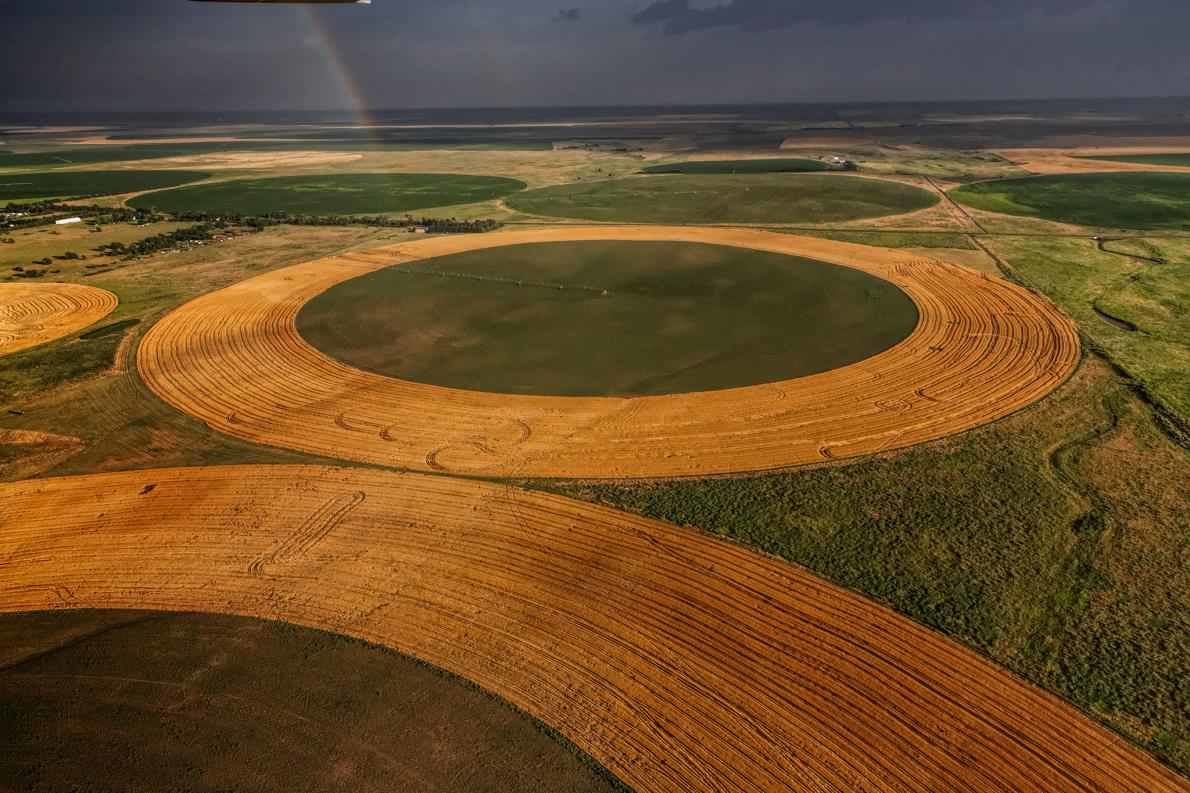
[297,240,918,397]
[546,359,1190,775]
[129,173,526,216]
[0,143,257,168]
[981,235,1190,423]
[506,173,939,224]
[642,158,830,174]
[0,170,207,204]
[0,332,123,402]
[1081,153,1190,168]
[78,318,140,340]
[791,229,978,250]
[1,222,191,270]
[952,173,1190,230]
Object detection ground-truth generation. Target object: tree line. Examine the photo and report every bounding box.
[4,203,502,235]
[169,210,502,234]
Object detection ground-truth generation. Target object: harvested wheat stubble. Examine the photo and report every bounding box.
[0,466,1183,793]
[139,226,1080,479]
[0,283,117,357]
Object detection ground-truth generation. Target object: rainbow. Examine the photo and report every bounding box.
[298,6,376,132]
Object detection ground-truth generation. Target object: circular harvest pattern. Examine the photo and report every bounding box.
[0,465,1181,793]
[0,282,118,356]
[295,240,919,397]
[128,173,527,215]
[137,225,1080,479]
[506,173,939,224]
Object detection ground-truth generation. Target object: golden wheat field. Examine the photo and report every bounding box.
[0,282,117,357]
[0,465,1183,793]
[137,226,1080,479]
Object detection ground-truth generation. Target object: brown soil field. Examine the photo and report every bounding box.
[997,147,1190,175]
[138,225,1080,479]
[0,283,117,357]
[0,465,1182,792]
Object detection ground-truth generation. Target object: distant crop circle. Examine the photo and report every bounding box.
[129,173,526,215]
[297,240,919,397]
[0,170,207,204]
[0,283,118,356]
[507,173,938,224]
[952,172,1190,230]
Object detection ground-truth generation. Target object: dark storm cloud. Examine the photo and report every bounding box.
[0,0,1188,111]
[632,0,1100,34]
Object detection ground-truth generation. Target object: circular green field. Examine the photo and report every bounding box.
[0,170,208,204]
[0,610,617,793]
[952,172,1190,230]
[129,173,527,215]
[505,173,937,224]
[642,158,831,174]
[297,240,919,397]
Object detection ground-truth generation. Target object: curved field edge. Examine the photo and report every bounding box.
[127,173,528,216]
[505,173,940,224]
[0,171,209,203]
[0,608,628,793]
[136,225,1080,479]
[0,465,1182,792]
[294,240,919,397]
[950,173,1190,231]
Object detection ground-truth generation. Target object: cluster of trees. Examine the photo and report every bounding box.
[408,216,502,233]
[9,264,57,279]
[94,223,231,260]
[5,202,502,236]
[168,210,501,234]
[1,202,163,231]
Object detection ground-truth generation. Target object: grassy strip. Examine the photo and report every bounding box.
[789,229,978,250]
[78,318,140,340]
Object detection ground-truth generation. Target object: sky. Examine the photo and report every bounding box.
[2,0,1188,112]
